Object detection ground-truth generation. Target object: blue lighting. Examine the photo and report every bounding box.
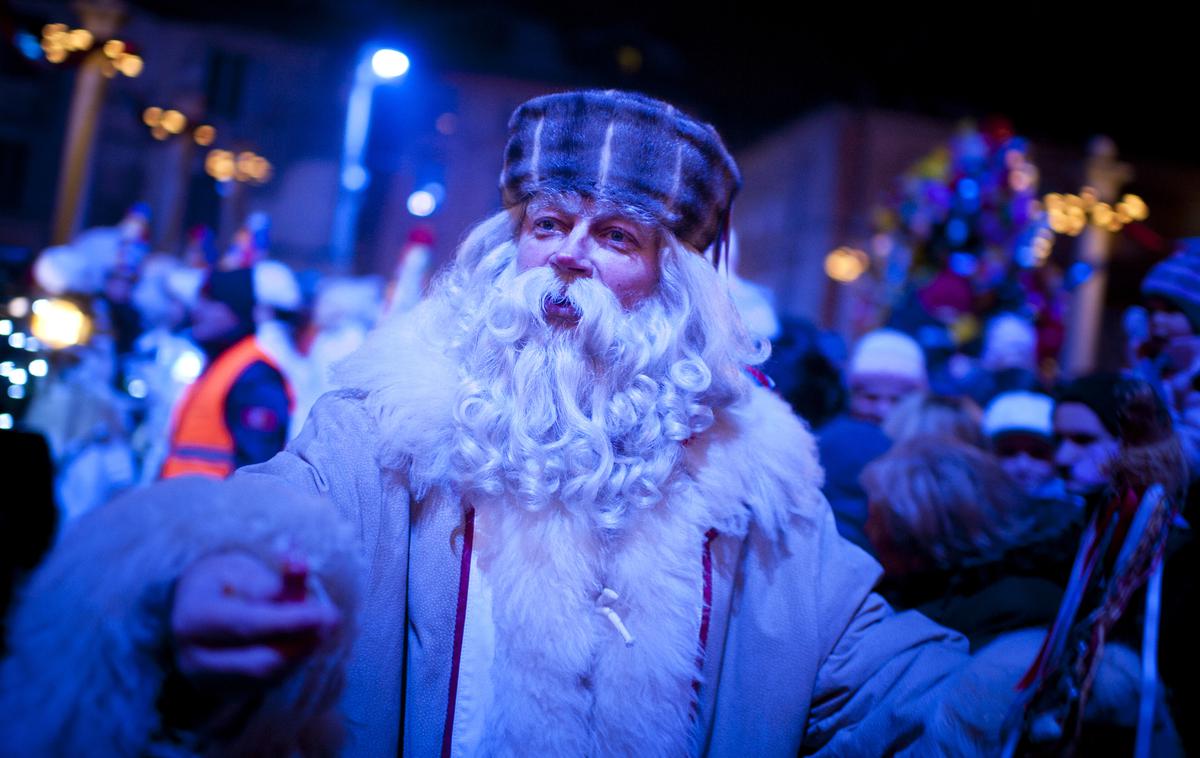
[342,165,369,191]
[15,31,42,61]
[946,217,969,246]
[371,49,410,80]
[948,252,977,277]
[957,178,979,201]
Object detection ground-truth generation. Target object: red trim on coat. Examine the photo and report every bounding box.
[441,507,475,758]
[691,528,718,715]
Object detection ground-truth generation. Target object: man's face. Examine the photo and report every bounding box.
[516,195,660,322]
[1145,296,1193,341]
[1053,402,1118,495]
[190,294,240,343]
[848,374,920,426]
[993,432,1057,494]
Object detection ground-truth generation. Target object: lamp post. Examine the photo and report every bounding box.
[329,46,409,272]
[47,0,143,244]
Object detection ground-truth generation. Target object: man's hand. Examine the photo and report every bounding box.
[171,551,342,687]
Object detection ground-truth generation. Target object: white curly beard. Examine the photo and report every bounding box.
[448,263,715,529]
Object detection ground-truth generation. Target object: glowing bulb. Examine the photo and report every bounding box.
[0,320,10,336]
[29,358,48,377]
[160,109,187,134]
[127,378,148,398]
[193,125,216,146]
[117,53,143,77]
[30,298,90,349]
[1091,202,1115,227]
[8,297,29,317]
[7,385,23,400]
[824,247,868,283]
[8,332,25,349]
[0,362,10,376]
[171,351,203,383]
[371,48,410,80]
[103,39,124,58]
[1120,194,1148,221]
[143,106,162,127]
[9,368,26,386]
[0,413,11,430]
[407,190,437,217]
[69,28,93,51]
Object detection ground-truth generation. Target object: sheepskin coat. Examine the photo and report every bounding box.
[0,309,977,756]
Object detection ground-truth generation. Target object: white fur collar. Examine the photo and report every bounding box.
[335,302,825,539]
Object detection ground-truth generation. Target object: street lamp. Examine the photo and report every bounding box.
[329,45,410,271]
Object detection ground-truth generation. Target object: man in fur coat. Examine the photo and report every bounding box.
[1,91,1022,756]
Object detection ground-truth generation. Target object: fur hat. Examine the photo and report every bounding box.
[499,90,741,255]
[983,391,1053,440]
[1141,238,1200,332]
[848,329,927,385]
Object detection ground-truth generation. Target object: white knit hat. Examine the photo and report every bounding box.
[982,390,1054,439]
[848,329,927,384]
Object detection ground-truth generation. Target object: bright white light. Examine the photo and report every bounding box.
[30,298,48,315]
[0,320,10,336]
[407,190,437,217]
[0,413,11,429]
[343,164,368,191]
[29,359,48,377]
[172,351,204,383]
[25,336,39,351]
[8,297,29,317]
[0,362,11,376]
[9,332,26,349]
[9,368,26,386]
[7,384,24,400]
[127,378,148,398]
[371,48,410,80]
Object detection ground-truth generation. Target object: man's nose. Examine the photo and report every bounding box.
[1054,442,1073,468]
[550,227,594,276]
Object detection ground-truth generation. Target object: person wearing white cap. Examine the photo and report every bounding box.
[846,328,928,425]
[817,328,927,554]
[983,391,1058,496]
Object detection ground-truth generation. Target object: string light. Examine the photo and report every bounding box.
[825,247,870,283]
[40,23,140,77]
[1041,191,1147,236]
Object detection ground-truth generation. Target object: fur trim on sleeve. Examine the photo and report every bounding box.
[333,300,460,499]
[684,385,826,538]
[0,476,361,757]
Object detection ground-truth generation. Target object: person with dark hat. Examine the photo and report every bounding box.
[5,91,1024,755]
[159,264,294,478]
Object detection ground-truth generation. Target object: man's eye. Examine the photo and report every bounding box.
[534,218,559,232]
[606,228,635,245]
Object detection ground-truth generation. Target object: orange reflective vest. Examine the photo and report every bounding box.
[160,335,288,479]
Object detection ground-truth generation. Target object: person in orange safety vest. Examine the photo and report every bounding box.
[160,267,293,479]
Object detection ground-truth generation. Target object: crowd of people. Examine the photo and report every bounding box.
[0,88,1196,755]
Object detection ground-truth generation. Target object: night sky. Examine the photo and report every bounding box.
[127,1,1198,164]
